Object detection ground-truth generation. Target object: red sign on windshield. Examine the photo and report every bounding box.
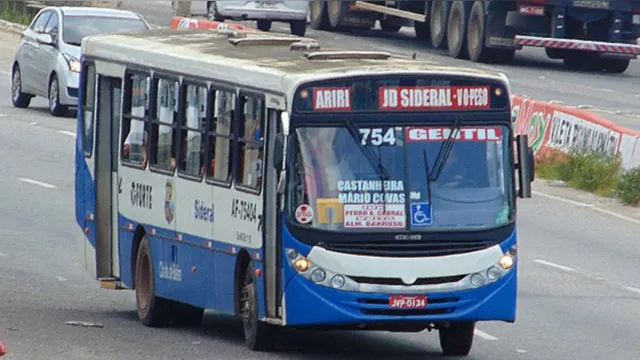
[406,126,502,142]
[379,86,491,110]
[313,87,352,111]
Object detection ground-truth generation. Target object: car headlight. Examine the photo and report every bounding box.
[63,53,80,73]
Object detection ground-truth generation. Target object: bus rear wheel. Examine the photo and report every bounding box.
[241,261,275,351]
[135,236,171,327]
[439,322,475,356]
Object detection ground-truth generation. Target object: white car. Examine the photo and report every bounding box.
[178,1,309,36]
[11,6,151,116]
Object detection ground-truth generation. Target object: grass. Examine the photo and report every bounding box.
[536,148,640,206]
[0,0,33,26]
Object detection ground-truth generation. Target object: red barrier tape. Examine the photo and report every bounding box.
[512,95,640,169]
[169,16,255,31]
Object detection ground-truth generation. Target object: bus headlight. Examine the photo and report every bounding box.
[311,269,326,283]
[470,273,485,287]
[286,248,357,292]
[487,266,501,280]
[331,275,346,289]
[499,254,515,269]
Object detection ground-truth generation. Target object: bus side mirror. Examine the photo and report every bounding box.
[516,134,533,199]
[273,133,285,172]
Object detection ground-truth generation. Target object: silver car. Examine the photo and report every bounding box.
[11,6,151,116]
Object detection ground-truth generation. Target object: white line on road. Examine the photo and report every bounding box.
[623,286,640,295]
[0,70,9,76]
[57,130,76,138]
[533,259,576,272]
[0,252,8,257]
[17,177,57,189]
[533,190,640,226]
[474,329,499,341]
[516,349,527,353]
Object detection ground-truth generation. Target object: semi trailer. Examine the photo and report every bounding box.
[308,0,640,73]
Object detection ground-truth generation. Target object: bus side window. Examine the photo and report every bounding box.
[236,94,265,191]
[121,72,150,167]
[81,63,96,157]
[206,88,234,183]
[179,82,207,178]
[150,77,179,172]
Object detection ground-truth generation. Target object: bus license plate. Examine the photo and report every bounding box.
[389,295,427,309]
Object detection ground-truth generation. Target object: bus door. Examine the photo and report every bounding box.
[93,73,123,280]
[263,106,283,319]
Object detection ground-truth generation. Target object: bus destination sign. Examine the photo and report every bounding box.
[295,76,508,114]
[379,86,491,111]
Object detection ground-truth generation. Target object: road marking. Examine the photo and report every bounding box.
[623,286,640,295]
[0,70,9,76]
[0,252,8,257]
[516,349,527,353]
[474,329,499,341]
[57,130,76,138]
[17,177,57,189]
[533,259,576,272]
[533,190,640,226]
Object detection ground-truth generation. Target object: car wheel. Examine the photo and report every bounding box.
[207,1,224,21]
[48,74,68,117]
[11,64,32,108]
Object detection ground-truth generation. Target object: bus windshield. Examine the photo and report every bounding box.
[289,123,514,232]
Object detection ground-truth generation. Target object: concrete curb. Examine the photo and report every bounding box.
[0,19,27,35]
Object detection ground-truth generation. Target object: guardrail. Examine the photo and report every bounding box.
[512,95,640,170]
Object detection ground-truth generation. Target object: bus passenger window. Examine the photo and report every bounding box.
[82,63,96,157]
[236,94,264,190]
[121,72,150,167]
[150,77,179,172]
[206,89,234,183]
[179,83,207,177]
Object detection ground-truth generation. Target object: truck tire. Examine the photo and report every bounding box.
[135,236,171,327]
[257,20,272,31]
[439,322,475,356]
[327,0,350,29]
[447,1,469,59]
[430,0,449,49]
[309,0,331,30]
[414,1,430,40]
[602,59,630,73]
[290,19,307,36]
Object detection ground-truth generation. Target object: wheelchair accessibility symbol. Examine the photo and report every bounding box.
[410,202,432,227]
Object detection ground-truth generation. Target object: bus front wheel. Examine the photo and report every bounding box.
[241,261,275,351]
[439,321,475,356]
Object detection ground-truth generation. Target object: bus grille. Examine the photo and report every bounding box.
[320,240,495,257]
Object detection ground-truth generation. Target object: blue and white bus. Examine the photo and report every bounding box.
[75,27,534,356]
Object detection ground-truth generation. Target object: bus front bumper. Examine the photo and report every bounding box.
[282,269,516,328]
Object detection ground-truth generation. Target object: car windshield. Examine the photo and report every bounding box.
[289,124,514,232]
[62,15,148,45]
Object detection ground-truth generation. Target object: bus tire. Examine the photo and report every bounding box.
[241,261,275,351]
[447,1,469,59]
[135,236,171,327]
[439,322,475,356]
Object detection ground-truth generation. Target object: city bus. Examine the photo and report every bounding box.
[74,27,534,356]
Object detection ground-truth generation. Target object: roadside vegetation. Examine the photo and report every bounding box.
[0,0,32,26]
[536,149,640,206]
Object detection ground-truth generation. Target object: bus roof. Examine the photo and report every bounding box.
[82,28,511,109]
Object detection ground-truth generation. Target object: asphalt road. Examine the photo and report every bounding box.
[2,8,640,359]
[122,1,640,132]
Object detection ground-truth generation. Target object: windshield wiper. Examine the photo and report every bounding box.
[344,120,392,211]
[422,148,433,206]
[429,116,464,182]
[344,120,392,182]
